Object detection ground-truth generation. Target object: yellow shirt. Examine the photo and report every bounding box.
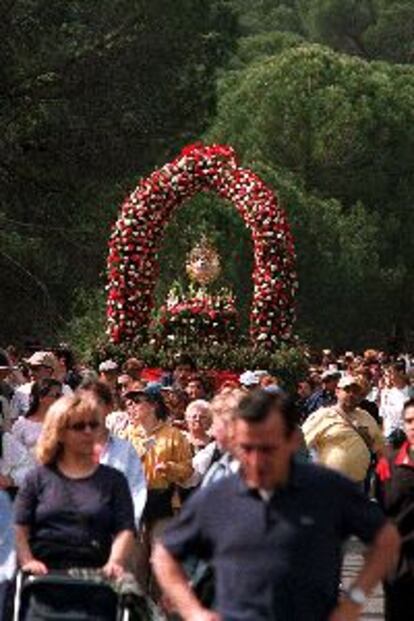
[125,421,193,490]
[302,406,384,483]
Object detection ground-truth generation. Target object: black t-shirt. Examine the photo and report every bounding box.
[15,464,135,567]
[162,463,387,621]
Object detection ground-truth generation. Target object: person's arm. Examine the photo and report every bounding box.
[2,432,34,487]
[0,396,11,431]
[126,447,148,529]
[301,410,323,449]
[14,467,48,574]
[102,529,135,579]
[329,522,400,621]
[366,416,385,458]
[15,524,48,575]
[103,469,136,578]
[152,541,220,621]
[180,442,216,489]
[157,430,193,485]
[9,391,22,422]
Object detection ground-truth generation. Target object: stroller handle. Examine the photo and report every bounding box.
[22,568,111,588]
[13,569,148,621]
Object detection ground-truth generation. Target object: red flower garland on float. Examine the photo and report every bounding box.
[156,286,239,346]
[106,143,298,347]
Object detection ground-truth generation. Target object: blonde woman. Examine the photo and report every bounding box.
[14,393,135,578]
[200,388,246,487]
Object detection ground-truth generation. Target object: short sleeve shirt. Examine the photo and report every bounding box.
[162,463,386,621]
[15,464,135,565]
[302,406,384,482]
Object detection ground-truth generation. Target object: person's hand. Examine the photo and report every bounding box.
[376,456,391,482]
[22,559,48,575]
[329,599,362,621]
[102,560,125,580]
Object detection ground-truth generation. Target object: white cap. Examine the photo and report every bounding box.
[337,375,362,389]
[253,370,269,380]
[98,359,119,373]
[239,370,259,387]
[25,351,57,370]
[321,369,341,381]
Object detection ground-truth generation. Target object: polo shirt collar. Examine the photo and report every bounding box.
[235,458,304,497]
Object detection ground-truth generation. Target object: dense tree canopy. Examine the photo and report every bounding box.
[0,0,237,343]
[206,44,414,347]
[229,0,414,63]
[1,0,413,353]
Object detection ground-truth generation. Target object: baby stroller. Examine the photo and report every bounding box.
[12,568,164,621]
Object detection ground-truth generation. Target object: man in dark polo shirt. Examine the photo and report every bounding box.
[153,390,400,621]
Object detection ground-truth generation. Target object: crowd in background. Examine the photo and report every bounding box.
[0,342,414,619]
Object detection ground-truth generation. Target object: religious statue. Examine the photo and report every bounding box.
[186,236,221,286]
[157,236,239,346]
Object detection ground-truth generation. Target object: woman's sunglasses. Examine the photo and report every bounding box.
[67,420,100,432]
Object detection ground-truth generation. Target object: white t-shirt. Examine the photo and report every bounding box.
[11,417,43,455]
[379,385,412,438]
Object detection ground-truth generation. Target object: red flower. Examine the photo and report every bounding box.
[106,142,297,345]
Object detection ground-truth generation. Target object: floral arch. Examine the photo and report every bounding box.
[106,143,298,346]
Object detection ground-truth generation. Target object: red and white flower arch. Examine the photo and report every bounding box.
[107,143,298,346]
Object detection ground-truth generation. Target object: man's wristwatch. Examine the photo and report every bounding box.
[344,586,367,606]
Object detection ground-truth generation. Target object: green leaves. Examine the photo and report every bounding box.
[0,0,237,344]
[205,43,414,347]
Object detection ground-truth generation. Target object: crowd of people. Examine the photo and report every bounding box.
[0,342,413,619]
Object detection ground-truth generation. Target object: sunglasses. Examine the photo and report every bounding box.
[67,420,100,432]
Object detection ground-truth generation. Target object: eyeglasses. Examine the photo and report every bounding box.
[67,420,100,432]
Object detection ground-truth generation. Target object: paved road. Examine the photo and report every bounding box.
[342,539,384,620]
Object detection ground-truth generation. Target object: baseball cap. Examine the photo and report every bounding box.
[337,375,362,389]
[321,369,341,381]
[25,351,57,369]
[253,370,269,380]
[124,383,162,401]
[98,359,119,373]
[239,370,259,387]
[123,384,168,420]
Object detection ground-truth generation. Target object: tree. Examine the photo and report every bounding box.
[230,30,304,68]
[231,0,414,64]
[300,0,414,64]
[207,44,414,346]
[365,1,414,64]
[301,0,376,57]
[229,0,304,35]
[0,0,237,343]
[213,46,414,211]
